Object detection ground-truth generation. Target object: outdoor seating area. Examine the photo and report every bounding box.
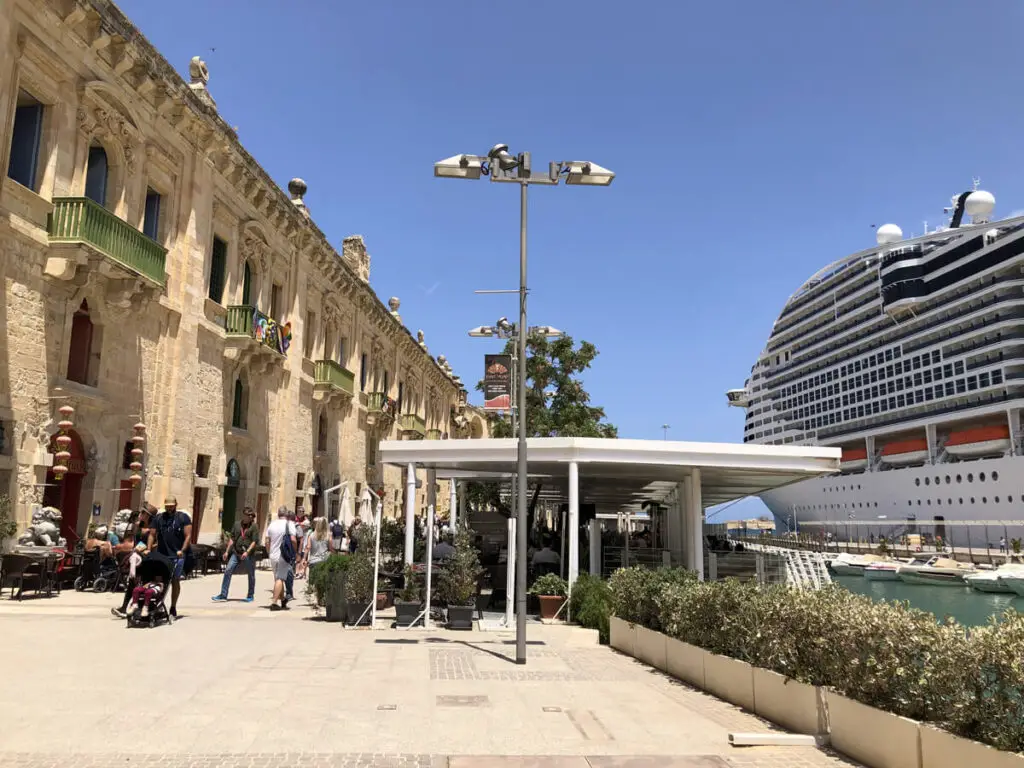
[0,551,61,600]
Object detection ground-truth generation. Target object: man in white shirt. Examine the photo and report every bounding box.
[265,506,296,611]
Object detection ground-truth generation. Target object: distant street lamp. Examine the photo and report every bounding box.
[438,145,613,664]
[661,424,670,440]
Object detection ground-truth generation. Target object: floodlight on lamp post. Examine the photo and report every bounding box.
[439,144,614,666]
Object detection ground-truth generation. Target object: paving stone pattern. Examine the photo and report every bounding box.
[0,571,857,768]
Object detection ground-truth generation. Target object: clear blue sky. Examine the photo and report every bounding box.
[118,0,1024,520]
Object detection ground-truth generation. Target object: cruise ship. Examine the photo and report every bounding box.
[730,184,1024,547]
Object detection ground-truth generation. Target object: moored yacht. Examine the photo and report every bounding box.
[897,556,976,586]
[965,562,1024,594]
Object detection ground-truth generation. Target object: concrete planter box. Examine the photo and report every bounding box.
[702,651,755,711]
[609,616,636,656]
[752,667,827,735]
[634,624,667,671]
[828,690,921,768]
[665,637,705,688]
[920,725,1024,768]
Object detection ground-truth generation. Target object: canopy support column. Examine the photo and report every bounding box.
[568,460,580,593]
[404,463,416,565]
[449,478,458,530]
[589,518,601,576]
[686,469,704,580]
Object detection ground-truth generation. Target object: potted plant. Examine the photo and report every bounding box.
[305,552,351,622]
[439,527,483,630]
[344,550,375,626]
[530,573,568,620]
[394,563,423,628]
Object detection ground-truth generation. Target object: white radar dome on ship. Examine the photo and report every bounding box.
[876,223,903,245]
[965,190,996,221]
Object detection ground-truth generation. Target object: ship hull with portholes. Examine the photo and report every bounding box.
[760,453,1023,548]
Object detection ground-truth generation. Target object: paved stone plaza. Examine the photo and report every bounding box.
[0,570,856,768]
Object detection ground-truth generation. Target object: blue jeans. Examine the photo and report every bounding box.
[285,566,294,600]
[218,553,255,599]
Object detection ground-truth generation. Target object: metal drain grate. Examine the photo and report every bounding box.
[436,694,489,707]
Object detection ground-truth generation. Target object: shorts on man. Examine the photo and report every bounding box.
[272,556,293,582]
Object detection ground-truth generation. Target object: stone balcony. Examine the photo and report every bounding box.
[44,197,167,307]
[366,391,397,428]
[223,304,287,373]
[426,428,443,440]
[313,359,355,406]
[398,413,427,439]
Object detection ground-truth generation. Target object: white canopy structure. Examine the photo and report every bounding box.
[380,437,840,590]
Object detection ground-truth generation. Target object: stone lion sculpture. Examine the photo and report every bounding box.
[18,506,65,548]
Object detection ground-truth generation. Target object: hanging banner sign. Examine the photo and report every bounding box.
[483,354,512,411]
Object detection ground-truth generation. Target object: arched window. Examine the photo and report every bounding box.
[67,300,100,386]
[84,144,109,206]
[317,412,328,452]
[242,260,253,305]
[232,378,247,429]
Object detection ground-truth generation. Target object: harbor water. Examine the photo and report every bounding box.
[833,573,1023,627]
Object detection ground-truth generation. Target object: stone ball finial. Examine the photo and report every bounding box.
[288,178,308,199]
[388,297,400,312]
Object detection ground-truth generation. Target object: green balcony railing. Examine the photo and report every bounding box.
[314,359,355,396]
[426,428,442,440]
[49,197,167,286]
[225,305,287,355]
[367,392,397,417]
[399,413,427,437]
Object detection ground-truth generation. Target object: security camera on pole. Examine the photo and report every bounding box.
[436,144,614,664]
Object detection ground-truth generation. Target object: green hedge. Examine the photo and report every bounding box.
[609,569,1024,753]
[569,573,612,643]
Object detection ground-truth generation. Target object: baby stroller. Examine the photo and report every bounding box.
[126,555,173,629]
[74,548,122,593]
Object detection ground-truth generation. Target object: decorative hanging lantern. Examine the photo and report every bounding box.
[130,421,146,488]
[52,405,75,481]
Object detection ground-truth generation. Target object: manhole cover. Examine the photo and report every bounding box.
[436,695,489,707]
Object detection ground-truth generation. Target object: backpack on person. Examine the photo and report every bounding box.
[279,523,296,565]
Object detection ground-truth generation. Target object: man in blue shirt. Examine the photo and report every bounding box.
[148,496,192,617]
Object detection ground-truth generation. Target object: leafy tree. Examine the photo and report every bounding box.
[467,332,616,527]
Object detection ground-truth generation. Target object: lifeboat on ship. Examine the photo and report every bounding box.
[840,447,868,472]
[879,438,929,466]
[944,425,1011,459]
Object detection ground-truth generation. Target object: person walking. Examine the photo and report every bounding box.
[265,506,296,611]
[305,517,331,571]
[1000,536,1007,554]
[330,517,344,551]
[348,515,362,554]
[212,507,258,603]
[148,496,192,618]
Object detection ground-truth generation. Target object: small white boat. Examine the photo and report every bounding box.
[897,556,977,586]
[830,553,889,577]
[965,562,1024,594]
[863,558,915,581]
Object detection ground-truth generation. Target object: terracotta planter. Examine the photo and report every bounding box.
[634,624,667,671]
[609,616,635,656]
[666,637,705,688]
[752,667,828,735]
[920,725,1024,768]
[537,594,565,620]
[827,690,921,768]
[702,652,755,711]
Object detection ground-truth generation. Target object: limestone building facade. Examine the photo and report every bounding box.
[0,0,489,543]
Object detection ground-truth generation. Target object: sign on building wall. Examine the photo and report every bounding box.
[483,354,512,411]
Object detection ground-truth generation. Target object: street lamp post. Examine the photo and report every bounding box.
[441,146,613,664]
[469,320,562,630]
